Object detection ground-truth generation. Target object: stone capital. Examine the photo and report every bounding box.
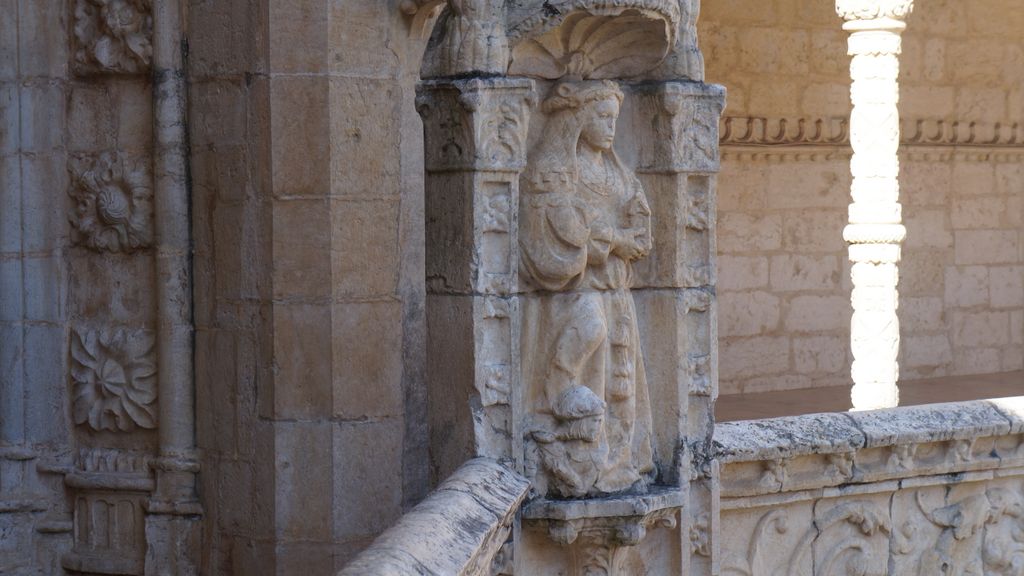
[634,82,726,175]
[835,0,914,23]
[417,77,536,173]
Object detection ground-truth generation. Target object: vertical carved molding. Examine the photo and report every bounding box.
[634,80,725,576]
[145,0,201,572]
[418,77,536,476]
[835,0,913,411]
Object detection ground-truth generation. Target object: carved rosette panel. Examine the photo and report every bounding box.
[73,0,153,75]
[69,152,154,253]
[71,327,158,432]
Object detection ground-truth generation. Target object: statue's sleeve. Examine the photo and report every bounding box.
[520,194,589,291]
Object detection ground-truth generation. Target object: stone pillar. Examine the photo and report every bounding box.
[836,0,913,411]
[417,77,536,480]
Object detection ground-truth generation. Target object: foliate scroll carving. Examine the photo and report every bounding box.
[690,512,711,557]
[73,0,152,74]
[521,80,654,498]
[417,78,536,173]
[636,83,725,174]
[835,0,914,21]
[69,152,153,253]
[71,327,158,432]
[725,501,891,576]
[895,485,1024,575]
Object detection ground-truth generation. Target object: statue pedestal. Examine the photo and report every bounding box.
[522,487,683,575]
[523,486,682,545]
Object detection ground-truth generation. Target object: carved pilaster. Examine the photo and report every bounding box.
[836,0,913,410]
[633,80,725,576]
[418,78,536,475]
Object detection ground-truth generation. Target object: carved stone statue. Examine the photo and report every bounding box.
[521,79,655,499]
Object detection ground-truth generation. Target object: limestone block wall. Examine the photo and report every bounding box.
[700,0,1024,395]
[188,0,430,572]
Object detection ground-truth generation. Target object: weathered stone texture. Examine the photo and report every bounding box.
[188,1,430,572]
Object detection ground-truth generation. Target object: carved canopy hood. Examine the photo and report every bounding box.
[506,0,680,79]
[408,0,682,79]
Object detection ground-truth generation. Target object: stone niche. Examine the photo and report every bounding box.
[416,1,723,574]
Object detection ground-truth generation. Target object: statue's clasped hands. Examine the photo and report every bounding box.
[613,228,651,261]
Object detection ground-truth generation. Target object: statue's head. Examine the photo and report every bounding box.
[542,80,624,152]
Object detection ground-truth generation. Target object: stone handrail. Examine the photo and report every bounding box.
[714,397,1024,575]
[339,458,530,576]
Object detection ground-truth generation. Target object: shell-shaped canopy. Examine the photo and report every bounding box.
[508,4,677,80]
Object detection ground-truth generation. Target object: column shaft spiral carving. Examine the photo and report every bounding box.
[837,0,912,411]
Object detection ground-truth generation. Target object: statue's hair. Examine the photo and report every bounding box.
[541,80,624,114]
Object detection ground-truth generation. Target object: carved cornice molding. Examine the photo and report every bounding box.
[720,116,1024,150]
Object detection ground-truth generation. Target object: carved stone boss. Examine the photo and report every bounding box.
[836,0,913,410]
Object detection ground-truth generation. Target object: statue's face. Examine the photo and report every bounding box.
[580,97,620,151]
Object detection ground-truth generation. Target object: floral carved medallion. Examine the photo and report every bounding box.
[73,0,153,74]
[71,327,158,432]
[69,152,153,253]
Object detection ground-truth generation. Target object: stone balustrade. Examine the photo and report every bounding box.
[338,458,530,576]
[715,397,1024,574]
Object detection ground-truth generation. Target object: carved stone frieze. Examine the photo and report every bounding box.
[73,0,153,74]
[69,152,154,253]
[71,327,158,432]
[721,116,1024,149]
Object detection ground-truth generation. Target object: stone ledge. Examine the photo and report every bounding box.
[522,486,683,546]
[715,397,1024,499]
[338,458,529,576]
[521,485,683,521]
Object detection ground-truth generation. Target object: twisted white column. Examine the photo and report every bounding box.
[836,0,913,410]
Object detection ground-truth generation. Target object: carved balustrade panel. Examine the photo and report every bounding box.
[717,398,1024,576]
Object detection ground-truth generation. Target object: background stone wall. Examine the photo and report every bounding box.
[700,0,1024,395]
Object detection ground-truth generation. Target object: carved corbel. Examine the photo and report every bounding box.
[523,487,683,575]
